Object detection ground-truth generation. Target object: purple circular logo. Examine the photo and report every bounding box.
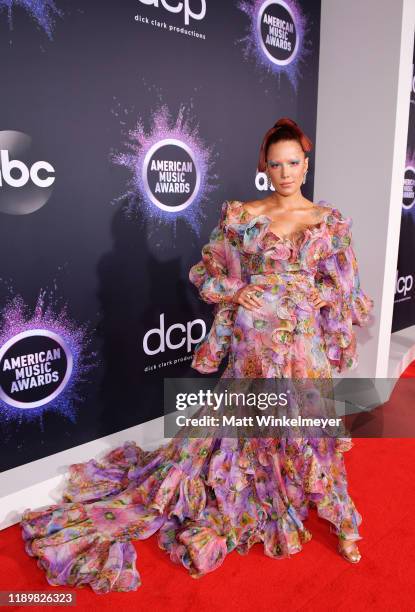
[0,329,73,409]
[142,139,200,212]
[403,166,415,210]
[258,0,298,66]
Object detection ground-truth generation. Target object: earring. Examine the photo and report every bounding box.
[267,174,272,190]
[302,171,308,185]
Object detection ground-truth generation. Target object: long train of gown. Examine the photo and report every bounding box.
[20,200,373,593]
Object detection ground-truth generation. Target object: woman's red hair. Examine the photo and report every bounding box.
[257,117,313,172]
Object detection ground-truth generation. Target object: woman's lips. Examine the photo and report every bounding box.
[280,182,293,187]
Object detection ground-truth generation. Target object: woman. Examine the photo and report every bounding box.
[20,118,373,593]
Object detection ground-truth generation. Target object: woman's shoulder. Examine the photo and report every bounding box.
[239,199,264,217]
[220,198,274,225]
[218,199,251,226]
[320,202,353,229]
[318,202,353,253]
[317,199,350,215]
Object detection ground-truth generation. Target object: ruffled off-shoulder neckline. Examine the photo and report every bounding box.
[225,199,337,243]
[220,199,353,258]
[222,198,352,249]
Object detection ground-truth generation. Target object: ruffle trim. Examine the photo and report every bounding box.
[221,200,353,260]
[189,200,372,375]
[191,302,237,374]
[319,284,374,373]
[303,439,363,541]
[21,437,361,591]
[21,504,141,593]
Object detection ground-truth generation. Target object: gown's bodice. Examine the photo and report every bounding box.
[223,200,350,315]
[223,199,349,277]
[189,199,374,376]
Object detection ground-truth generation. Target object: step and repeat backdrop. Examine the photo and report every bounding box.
[393,36,415,332]
[0,0,320,472]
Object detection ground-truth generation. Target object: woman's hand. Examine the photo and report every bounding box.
[310,288,329,309]
[233,284,264,311]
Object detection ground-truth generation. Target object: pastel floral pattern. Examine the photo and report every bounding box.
[20,199,373,594]
[189,199,373,376]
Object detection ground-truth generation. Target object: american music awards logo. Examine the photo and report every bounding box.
[0,290,95,420]
[403,149,415,215]
[142,139,200,213]
[0,329,72,409]
[112,104,215,235]
[237,0,311,89]
[0,0,62,39]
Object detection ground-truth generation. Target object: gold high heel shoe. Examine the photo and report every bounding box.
[337,539,362,563]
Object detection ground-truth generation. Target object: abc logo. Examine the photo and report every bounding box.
[0,131,55,215]
[255,171,275,191]
[0,150,55,188]
[143,313,206,355]
[395,271,413,296]
[138,0,206,25]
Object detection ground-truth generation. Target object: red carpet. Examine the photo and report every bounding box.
[1,367,415,610]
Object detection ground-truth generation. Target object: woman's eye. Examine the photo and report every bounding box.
[268,161,299,168]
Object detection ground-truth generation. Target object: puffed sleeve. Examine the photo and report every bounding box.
[189,201,245,373]
[189,201,247,304]
[190,302,238,373]
[314,209,374,373]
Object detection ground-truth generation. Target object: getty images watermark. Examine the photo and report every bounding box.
[163,377,413,439]
[175,387,342,429]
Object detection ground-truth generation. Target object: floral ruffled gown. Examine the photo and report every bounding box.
[20,200,373,593]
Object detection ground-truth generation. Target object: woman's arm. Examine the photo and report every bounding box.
[315,222,374,373]
[189,201,243,373]
[189,202,247,304]
[316,243,373,325]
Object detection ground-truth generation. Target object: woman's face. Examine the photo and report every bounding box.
[266,140,308,196]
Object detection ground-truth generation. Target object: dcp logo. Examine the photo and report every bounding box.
[143,139,200,212]
[138,0,206,25]
[395,270,414,297]
[0,131,55,215]
[257,0,299,66]
[143,313,206,355]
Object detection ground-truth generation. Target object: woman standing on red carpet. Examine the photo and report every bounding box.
[20,118,373,593]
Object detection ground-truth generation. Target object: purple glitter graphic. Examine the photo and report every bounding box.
[112,104,216,236]
[0,0,62,39]
[237,0,311,90]
[0,290,95,425]
[403,149,415,220]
